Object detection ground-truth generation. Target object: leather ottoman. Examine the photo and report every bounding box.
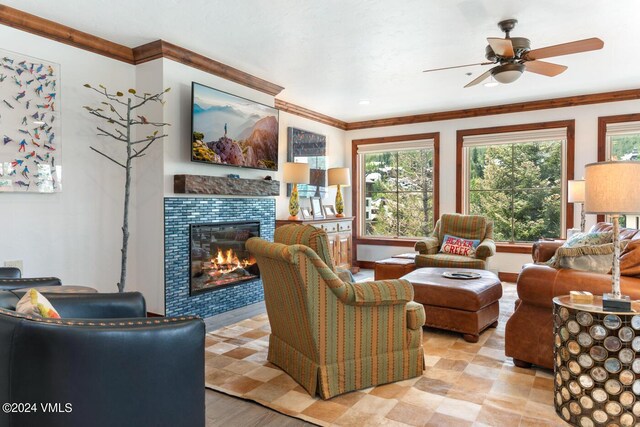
[374,257,416,280]
[401,267,502,343]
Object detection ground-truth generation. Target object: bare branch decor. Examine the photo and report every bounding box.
[84,84,171,292]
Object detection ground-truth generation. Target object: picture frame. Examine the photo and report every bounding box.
[310,197,324,219]
[323,205,336,218]
[286,127,327,198]
[0,48,62,193]
[300,206,312,220]
[191,82,279,171]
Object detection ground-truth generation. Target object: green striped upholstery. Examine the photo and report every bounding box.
[246,237,425,399]
[275,223,354,282]
[406,301,425,330]
[415,253,486,269]
[415,214,495,270]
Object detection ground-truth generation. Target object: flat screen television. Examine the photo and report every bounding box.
[191,82,279,171]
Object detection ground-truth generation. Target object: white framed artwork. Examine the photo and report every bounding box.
[0,49,61,193]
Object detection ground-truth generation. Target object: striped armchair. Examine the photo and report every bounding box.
[415,213,496,270]
[274,223,353,282]
[247,237,425,399]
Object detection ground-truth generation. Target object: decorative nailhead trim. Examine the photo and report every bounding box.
[0,277,60,283]
[0,307,198,327]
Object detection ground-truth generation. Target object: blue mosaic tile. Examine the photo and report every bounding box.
[164,197,275,318]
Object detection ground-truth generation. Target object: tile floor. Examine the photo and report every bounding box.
[203,272,567,426]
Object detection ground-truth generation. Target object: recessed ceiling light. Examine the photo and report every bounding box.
[358,99,370,105]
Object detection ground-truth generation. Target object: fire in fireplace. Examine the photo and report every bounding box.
[189,221,260,295]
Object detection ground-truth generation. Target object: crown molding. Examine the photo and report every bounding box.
[2,5,639,131]
[0,5,134,63]
[0,5,283,96]
[133,40,284,96]
[346,88,640,130]
[274,99,347,130]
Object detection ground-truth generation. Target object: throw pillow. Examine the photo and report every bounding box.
[552,243,616,273]
[619,239,640,276]
[15,288,61,318]
[545,231,614,266]
[440,234,480,257]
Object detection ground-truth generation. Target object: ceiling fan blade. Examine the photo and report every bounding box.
[524,60,568,77]
[423,62,493,73]
[525,37,604,60]
[464,68,494,88]
[487,37,514,57]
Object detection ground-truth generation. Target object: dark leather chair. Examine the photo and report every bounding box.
[0,267,21,278]
[0,291,205,427]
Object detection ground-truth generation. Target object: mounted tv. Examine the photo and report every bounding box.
[191,82,279,171]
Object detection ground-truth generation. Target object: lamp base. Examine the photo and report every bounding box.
[602,293,632,312]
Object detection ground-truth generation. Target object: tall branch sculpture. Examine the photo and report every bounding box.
[83,84,171,292]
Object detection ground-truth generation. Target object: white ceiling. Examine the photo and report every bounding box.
[5,0,640,122]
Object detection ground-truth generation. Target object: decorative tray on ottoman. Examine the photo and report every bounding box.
[441,271,482,280]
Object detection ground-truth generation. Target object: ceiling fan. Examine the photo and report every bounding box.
[423,19,604,88]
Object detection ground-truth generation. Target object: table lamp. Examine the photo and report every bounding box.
[568,179,586,232]
[283,162,310,220]
[328,167,350,217]
[585,161,640,311]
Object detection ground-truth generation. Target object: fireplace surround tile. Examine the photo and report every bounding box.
[164,197,275,318]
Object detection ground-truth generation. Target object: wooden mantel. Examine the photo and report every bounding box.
[174,174,280,196]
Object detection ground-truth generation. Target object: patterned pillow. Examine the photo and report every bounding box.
[15,288,61,318]
[553,243,616,273]
[545,231,613,266]
[440,234,480,257]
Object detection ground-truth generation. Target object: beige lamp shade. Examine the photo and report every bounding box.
[282,162,310,184]
[584,161,640,214]
[567,180,585,203]
[328,167,351,187]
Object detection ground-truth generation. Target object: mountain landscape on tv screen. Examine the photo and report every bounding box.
[191,85,278,170]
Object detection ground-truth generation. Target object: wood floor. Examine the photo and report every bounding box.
[206,389,314,426]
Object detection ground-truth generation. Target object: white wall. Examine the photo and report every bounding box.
[346,98,640,273]
[0,26,138,293]
[0,33,347,313]
[161,59,346,217]
[129,58,347,313]
[133,60,165,313]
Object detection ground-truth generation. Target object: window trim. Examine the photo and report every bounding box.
[351,132,440,247]
[597,113,640,223]
[456,120,575,241]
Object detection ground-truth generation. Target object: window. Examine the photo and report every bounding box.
[356,135,438,239]
[601,116,640,228]
[459,123,574,243]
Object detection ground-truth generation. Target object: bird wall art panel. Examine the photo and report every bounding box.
[0,49,61,193]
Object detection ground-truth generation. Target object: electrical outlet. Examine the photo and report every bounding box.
[4,260,23,272]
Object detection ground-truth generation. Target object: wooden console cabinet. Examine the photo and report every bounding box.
[275,216,354,270]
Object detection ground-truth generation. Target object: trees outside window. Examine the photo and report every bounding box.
[466,140,563,242]
[362,148,434,238]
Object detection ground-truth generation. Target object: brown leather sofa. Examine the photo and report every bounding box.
[505,222,640,369]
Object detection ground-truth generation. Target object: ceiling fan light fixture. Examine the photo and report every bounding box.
[484,75,499,87]
[491,63,525,84]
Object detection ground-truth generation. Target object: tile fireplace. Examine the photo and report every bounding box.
[164,197,275,318]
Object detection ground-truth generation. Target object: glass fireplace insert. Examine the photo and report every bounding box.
[189,221,260,295]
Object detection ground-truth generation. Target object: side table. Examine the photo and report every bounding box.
[553,295,640,427]
[29,285,98,293]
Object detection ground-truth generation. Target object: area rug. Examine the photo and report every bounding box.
[204,283,564,426]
